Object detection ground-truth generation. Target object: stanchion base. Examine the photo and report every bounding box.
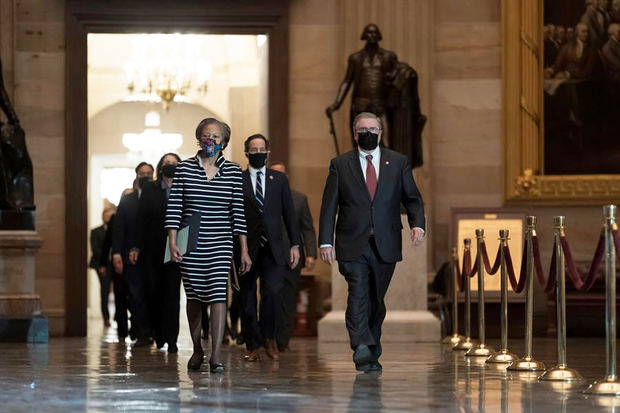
[465,344,495,358]
[538,365,583,382]
[486,350,518,364]
[442,334,465,345]
[453,338,476,351]
[584,378,620,396]
[507,356,547,372]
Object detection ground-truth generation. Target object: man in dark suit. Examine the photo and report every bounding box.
[89,207,115,328]
[240,134,301,361]
[319,112,425,372]
[269,161,318,352]
[112,161,154,347]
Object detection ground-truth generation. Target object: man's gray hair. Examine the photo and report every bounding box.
[352,112,383,133]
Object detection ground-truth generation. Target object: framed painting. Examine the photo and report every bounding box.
[503,0,620,204]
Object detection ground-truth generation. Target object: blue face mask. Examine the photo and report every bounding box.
[202,138,222,157]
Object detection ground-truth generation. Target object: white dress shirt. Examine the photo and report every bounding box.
[249,165,267,199]
[359,146,381,181]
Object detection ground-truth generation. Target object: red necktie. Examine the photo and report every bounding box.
[365,154,377,200]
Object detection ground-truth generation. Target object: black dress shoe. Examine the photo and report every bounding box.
[209,359,225,373]
[133,338,152,348]
[168,343,178,354]
[353,344,373,370]
[365,361,383,373]
[188,352,204,371]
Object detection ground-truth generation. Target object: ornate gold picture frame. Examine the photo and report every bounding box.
[503,0,620,204]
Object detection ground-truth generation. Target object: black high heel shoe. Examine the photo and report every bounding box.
[209,358,225,373]
[187,351,204,371]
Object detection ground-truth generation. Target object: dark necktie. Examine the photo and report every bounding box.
[366,155,377,200]
[255,171,264,213]
[256,171,267,245]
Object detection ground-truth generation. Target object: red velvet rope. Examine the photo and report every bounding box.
[455,248,473,292]
[479,241,501,275]
[559,231,605,292]
[532,235,556,293]
[504,242,527,293]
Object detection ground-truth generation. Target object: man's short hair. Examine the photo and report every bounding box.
[135,162,154,174]
[194,117,231,149]
[352,112,383,134]
[244,134,270,152]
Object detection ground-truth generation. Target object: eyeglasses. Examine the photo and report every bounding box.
[247,148,270,154]
[355,127,381,134]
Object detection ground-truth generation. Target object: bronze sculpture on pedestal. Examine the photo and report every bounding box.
[0,58,34,213]
[326,23,426,168]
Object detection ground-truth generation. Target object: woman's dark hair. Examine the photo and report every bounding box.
[195,117,231,149]
[244,133,270,152]
[156,152,182,180]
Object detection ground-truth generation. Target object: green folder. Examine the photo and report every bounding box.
[164,213,200,263]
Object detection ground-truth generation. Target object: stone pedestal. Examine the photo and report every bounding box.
[0,230,47,342]
[318,214,440,343]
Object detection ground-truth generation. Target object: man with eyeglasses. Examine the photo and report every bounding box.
[239,134,301,362]
[319,112,425,372]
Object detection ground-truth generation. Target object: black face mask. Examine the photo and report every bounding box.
[357,131,379,150]
[137,177,152,189]
[248,153,268,169]
[161,164,176,178]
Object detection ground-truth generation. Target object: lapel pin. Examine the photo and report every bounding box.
[386,161,390,165]
[269,175,274,180]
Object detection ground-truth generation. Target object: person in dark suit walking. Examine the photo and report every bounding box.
[130,153,182,353]
[240,134,301,362]
[319,112,425,372]
[89,206,115,328]
[112,161,154,347]
[269,161,317,352]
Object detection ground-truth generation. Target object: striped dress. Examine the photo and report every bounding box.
[165,152,246,304]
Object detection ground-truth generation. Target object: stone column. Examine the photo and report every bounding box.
[318,214,440,342]
[0,230,46,342]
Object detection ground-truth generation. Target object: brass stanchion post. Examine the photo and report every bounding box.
[508,216,546,372]
[454,239,476,351]
[585,204,620,395]
[487,229,518,364]
[466,229,495,357]
[539,216,582,381]
[443,247,465,345]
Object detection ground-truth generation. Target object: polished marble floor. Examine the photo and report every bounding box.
[2,325,620,412]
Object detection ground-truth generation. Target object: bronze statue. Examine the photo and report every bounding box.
[326,23,426,168]
[0,58,34,211]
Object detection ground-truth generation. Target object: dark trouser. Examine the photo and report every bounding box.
[338,238,395,360]
[240,244,286,351]
[112,270,129,338]
[96,270,112,322]
[146,259,182,346]
[229,287,243,338]
[161,263,182,345]
[124,261,150,339]
[277,266,301,348]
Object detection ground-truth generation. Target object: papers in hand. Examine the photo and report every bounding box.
[164,212,200,263]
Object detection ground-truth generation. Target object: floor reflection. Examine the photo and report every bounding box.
[3,333,620,411]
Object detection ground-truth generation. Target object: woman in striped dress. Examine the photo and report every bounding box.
[166,118,251,372]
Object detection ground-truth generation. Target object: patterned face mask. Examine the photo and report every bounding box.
[202,137,222,157]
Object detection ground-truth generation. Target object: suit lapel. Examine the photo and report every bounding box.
[242,170,258,208]
[374,149,391,201]
[348,151,371,202]
[264,169,275,209]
